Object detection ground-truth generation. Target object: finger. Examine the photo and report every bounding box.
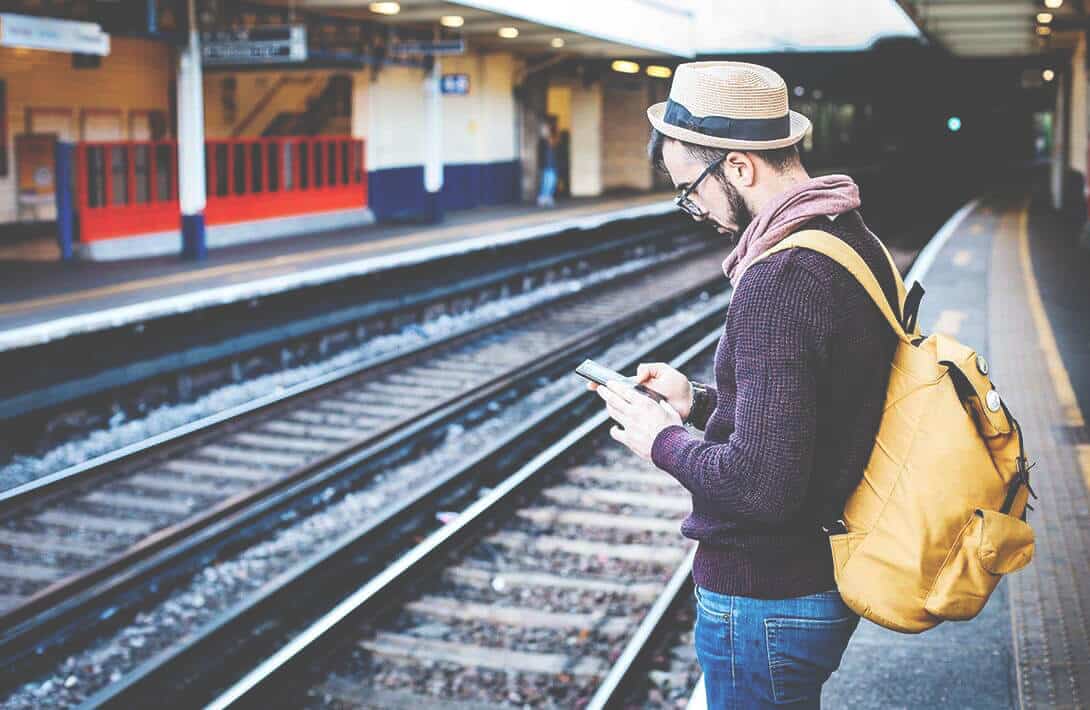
[604,401,628,425]
[659,399,682,422]
[598,385,635,414]
[609,425,629,447]
[586,381,598,391]
[604,379,636,403]
[635,363,653,383]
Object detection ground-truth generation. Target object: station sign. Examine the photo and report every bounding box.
[0,13,110,55]
[441,74,470,95]
[389,38,465,56]
[202,25,307,66]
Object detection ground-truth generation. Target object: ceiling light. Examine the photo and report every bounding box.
[1044,0,1062,8]
[1037,12,1053,23]
[550,37,565,48]
[440,15,464,28]
[1043,68,1056,81]
[498,26,519,38]
[368,2,400,15]
[646,65,672,78]
[611,60,640,74]
[1037,25,1052,36]
[793,86,805,97]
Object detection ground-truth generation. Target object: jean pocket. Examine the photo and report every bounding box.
[764,615,858,705]
[694,585,730,620]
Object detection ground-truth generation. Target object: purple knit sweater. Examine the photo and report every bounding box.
[651,211,900,599]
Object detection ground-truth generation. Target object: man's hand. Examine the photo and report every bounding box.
[595,379,682,461]
[634,362,692,420]
[584,362,692,420]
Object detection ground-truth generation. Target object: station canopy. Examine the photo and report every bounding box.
[293,0,923,58]
[896,0,1084,58]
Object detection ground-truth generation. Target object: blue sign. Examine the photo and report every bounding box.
[441,73,470,95]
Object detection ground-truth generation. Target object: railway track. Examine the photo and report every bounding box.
[0,241,726,693]
[196,332,722,710]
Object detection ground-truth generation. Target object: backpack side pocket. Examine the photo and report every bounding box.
[924,509,1034,621]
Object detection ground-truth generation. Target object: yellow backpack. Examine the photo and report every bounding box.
[757,230,1037,634]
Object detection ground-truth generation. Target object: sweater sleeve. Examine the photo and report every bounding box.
[650,258,831,526]
[686,381,718,430]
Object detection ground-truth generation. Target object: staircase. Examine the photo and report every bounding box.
[262,75,352,137]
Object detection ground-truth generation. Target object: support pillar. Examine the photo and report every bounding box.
[177,0,207,260]
[423,57,444,223]
[1051,63,1069,213]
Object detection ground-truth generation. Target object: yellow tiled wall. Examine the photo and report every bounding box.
[0,37,172,224]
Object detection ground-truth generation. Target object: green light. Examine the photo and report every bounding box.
[947,116,962,132]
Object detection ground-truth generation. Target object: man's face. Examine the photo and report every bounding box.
[662,138,753,243]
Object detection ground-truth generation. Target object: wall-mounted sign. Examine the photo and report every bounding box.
[441,73,470,95]
[15,133,57,206]
[389,39,465,56]
[202,25,307,65]
[0,13,110,55]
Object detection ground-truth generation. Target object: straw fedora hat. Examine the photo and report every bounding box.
[647,61,811,151]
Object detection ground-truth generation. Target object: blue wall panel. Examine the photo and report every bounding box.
[368,160,520,221]
[367,165,425,221]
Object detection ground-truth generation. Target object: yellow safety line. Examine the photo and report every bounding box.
[1016,201,1090,491]
[0,195,667,316]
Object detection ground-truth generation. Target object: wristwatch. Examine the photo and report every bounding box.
[684,380,714,427]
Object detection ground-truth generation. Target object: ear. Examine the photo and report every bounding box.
[724,151,757,188]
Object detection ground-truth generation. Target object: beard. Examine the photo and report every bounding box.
[716,179,753,245]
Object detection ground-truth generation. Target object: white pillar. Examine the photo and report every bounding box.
[423,58,444,221]
[1069,35,1087,183]
[570,81,603,197]
[1051,66,1068,212]
[178,0,208,259]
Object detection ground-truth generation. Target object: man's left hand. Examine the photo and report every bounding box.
[596,379,683,461]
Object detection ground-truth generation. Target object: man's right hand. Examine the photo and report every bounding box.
[634,362,692,421]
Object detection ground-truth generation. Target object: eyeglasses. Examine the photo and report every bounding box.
[674,155,726,219]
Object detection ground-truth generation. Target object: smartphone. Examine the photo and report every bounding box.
[575,359,666,403]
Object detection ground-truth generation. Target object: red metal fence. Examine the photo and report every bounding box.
[76,136,367,242]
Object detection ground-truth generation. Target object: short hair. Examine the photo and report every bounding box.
[648,127,800,181]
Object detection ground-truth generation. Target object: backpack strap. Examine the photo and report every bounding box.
[751,229,912,345]
[873,236,924,338]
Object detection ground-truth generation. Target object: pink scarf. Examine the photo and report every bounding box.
[722,174,861,283]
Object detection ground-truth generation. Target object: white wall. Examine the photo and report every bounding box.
[364,52,520,173]
[602,79,653,191]
[570,81,603,196]
[366,64,429,172]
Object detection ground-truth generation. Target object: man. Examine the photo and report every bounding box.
[591,61,901,707]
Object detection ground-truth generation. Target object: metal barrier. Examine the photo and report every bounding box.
[75,136,366,242]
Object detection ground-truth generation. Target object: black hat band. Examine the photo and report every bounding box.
[663,99,790,141]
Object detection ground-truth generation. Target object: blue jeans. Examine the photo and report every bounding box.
[694,585,859,708]
[538,167,557,202]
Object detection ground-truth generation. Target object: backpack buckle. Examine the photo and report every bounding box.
[821,519,848,535]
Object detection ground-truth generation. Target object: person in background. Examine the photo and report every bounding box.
[536,120,558,207]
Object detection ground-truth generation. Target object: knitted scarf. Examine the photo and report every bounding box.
[723,174,861,283]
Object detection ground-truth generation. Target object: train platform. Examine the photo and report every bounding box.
[0,191,672,352]
[689,184,1090,708]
